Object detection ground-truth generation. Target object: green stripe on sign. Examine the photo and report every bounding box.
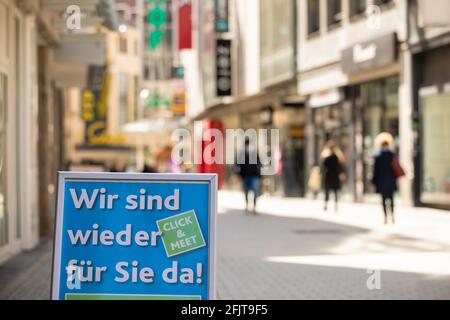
[66,294,201,300]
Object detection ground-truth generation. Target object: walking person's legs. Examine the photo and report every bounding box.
[334,189,339,212]
[242,177,251,212]
[382,195,389,225]
[251,177,261,213]
[324,187,330,211]
[388,195,395,224]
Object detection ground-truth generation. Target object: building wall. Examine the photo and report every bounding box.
[297,0,417,204]
[260,0,296,87]
[409,0,450,47]
[235,0,261,96]
[298,0,406,95]
[63,28,141,169]
[107,28,141,137]
[0,0,41,264]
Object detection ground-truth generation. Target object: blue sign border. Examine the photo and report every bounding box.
[50,172,217,300]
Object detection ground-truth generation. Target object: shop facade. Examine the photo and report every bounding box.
[412,38,450,209]
[234,83,305,197]
[304,32,402,203]
[274,104,307,197]
[189,0,305,197]
[307,87,353,198]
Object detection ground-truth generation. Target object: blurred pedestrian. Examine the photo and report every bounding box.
[235,138,262,214]
[142,162,157,173]
[372,133,405,225]
[320,141,345,212]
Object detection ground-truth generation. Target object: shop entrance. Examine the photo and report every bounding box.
[312,104,351,197]
[360,76,399,196]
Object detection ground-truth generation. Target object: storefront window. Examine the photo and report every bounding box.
[327,0,342,27]
[0,74,7,248]
[362,76,399,194]
[307,0,320,35]
[421,92,450,205]
[261,0,295,86]
[313,104,351,194]
[349,0,366,18]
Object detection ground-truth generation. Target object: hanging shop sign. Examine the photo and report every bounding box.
[309,88,345,109]
[145,91,171,109]
[178,0,192,49]
[216,39,232,97]
[215,0,229,32]
[341,33,397,75]
[82,65,109,145]
[148,0,168,51]
[171,92,186,115]
[51,172,217,300]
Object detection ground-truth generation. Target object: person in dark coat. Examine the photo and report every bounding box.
[320,141,344,212]
[372,140,398,225]
[235,138,262,214]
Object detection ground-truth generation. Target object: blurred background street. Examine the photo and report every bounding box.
[1,191,450,300]
[1,0,450,300]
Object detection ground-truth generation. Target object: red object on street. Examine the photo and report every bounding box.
[178,0,192,50]
[198,119,225,189]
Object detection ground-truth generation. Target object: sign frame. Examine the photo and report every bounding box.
[50,172,218,300]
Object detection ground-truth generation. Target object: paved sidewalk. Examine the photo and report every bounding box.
[1,191,449,300]
[216,191,450,299]
[219,191,450,247]
[0,239,52,300]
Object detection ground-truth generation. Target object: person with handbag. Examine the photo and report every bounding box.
[372,138,405,225]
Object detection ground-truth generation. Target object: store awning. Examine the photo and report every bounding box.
[73,144,135,163]
[193,78,301,121]
[122,118,188,134]
[42,0,119,88]
[54,33,106,65]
